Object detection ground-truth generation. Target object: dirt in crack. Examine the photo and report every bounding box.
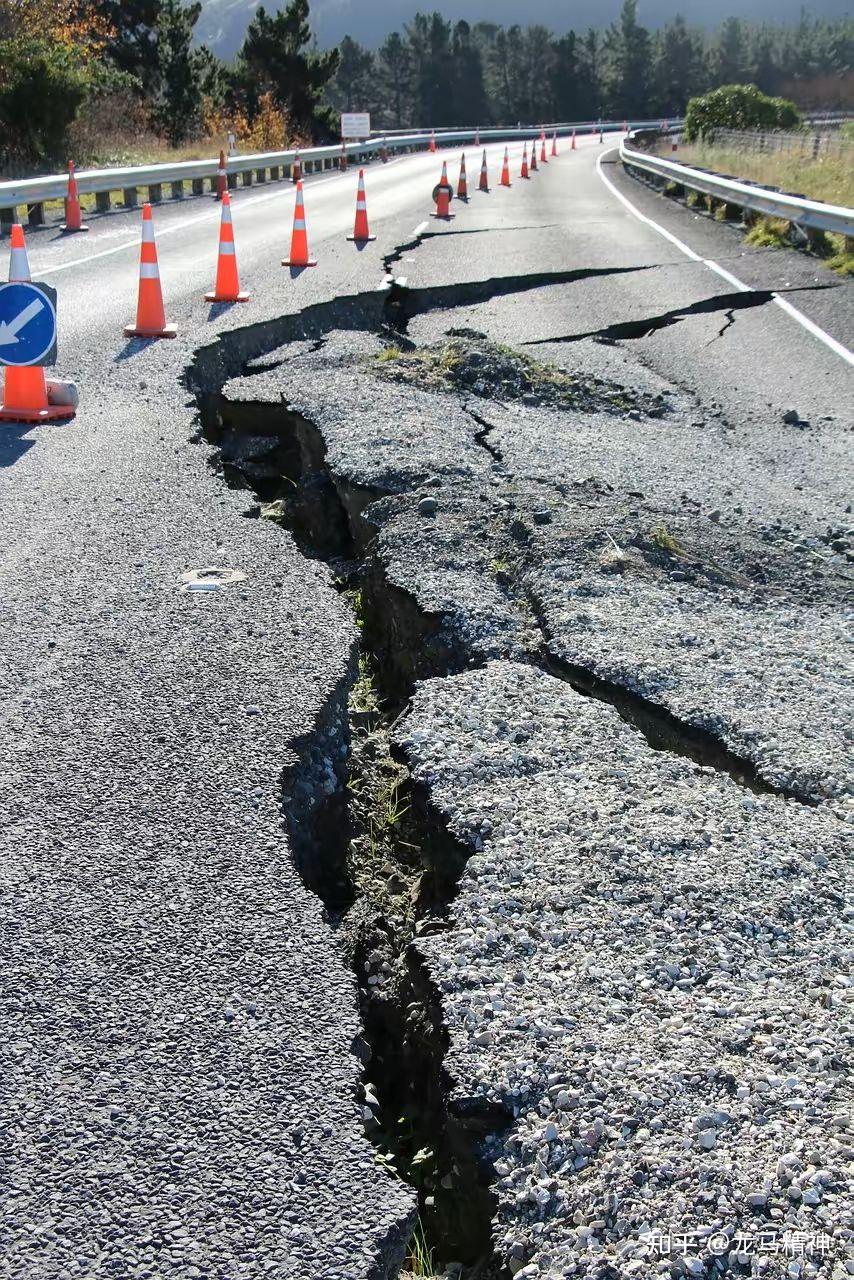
[192,378,502,1279]
[372,328,669,416]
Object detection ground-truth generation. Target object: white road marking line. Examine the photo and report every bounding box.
[595,149,854,368]
[411,220,429,236]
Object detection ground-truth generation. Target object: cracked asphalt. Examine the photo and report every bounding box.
[1,132,851,1278]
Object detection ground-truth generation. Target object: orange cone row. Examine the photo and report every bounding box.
[2,134,566,425]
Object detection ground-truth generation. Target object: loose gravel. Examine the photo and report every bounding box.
[396,660,852,1280]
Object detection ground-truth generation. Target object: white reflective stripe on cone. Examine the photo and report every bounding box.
[222,207,233,223]
[139,262,160,278]
[141,221,156,242]
[9,249,30,281]
[293,219,306,229]
[220,243,235,255]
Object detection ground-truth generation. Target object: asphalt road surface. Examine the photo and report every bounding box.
[1,133,851,1279]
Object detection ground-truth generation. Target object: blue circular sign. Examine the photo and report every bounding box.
[0,281,57,367]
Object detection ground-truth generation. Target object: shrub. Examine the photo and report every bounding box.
[0,38,89,168]
[683,83,800,142]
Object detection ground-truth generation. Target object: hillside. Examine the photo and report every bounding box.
[195,0,854,58]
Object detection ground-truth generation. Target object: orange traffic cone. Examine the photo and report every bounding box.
[520,144,529,179]
[551,131,558,157]
[474,129,480,146]
[429,130,437,154]
[540,135,548,164]
[431,162,454,219]
[282,181,317,267]
[478,149,489,191]
[205,192,249,303]
[571,129,577,151]
[61,162,89,233]
[347,169,376,242]
[380,139,388,163]
[339,141,348,172]
[671,139,678,153]
[124,204,176,338]
[215,150,227,201]
[530,142,538,172]
[499,147,511,186]
[457,154,468,200]
[0,226,75,423]
[293,151,302,183]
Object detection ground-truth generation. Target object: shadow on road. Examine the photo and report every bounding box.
[0,422,52,467]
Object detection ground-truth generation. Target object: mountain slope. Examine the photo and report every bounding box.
[195,0,852,59]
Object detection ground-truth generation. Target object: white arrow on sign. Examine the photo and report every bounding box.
[0,296,46,346]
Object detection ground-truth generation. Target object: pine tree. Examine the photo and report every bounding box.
[653,15,706,116]
[236,1,339,137]
[329,34,374,113]
[603,0,650,117]
[377,31,410,128]
[154,0,206,143]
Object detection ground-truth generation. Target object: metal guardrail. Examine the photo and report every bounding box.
[0,121,674,231]
[620,140,854,239]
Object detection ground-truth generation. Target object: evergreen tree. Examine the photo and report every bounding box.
[603,0,650,117]
[329,35,374,113]
[236,1,339,137]
[377,31,410,127]
[154,0,206,143]
[450,21,488,126]
[94,0,162,90]
[712,17,747,87]
[653,16,706,116]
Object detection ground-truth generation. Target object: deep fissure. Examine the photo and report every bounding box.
[186,272,822,1277]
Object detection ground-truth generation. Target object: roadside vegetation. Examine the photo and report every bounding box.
[674,142,854,209]
[1,0,852,180]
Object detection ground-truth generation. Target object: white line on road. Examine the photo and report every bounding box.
[595,150,854,368]
[411,221,429,237]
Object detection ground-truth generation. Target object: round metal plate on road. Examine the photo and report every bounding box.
[432,182,453,203]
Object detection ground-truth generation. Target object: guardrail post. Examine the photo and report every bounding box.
[0,207,15,234]
[270,165,280,181]
[255,167,266,183]
[242,170,253,186]
[95,191,111,213]
[191,178,204,196]
[227,173,237,190]
[148,184,162,203]
[123,186,138,208]
[27,202,45,227]
[171,180,184,199]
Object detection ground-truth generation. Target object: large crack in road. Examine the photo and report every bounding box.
[186,267,850,1278]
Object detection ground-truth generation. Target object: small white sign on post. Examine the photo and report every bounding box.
[341,112,371,139]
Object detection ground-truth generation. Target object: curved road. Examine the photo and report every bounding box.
[1,134,850,1278]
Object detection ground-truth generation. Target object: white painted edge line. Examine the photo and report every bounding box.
[595,149,854,369]
[411,220,430,237]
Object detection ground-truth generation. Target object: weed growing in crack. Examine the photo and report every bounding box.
[649,523,685,556]
[369,331,668,418]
